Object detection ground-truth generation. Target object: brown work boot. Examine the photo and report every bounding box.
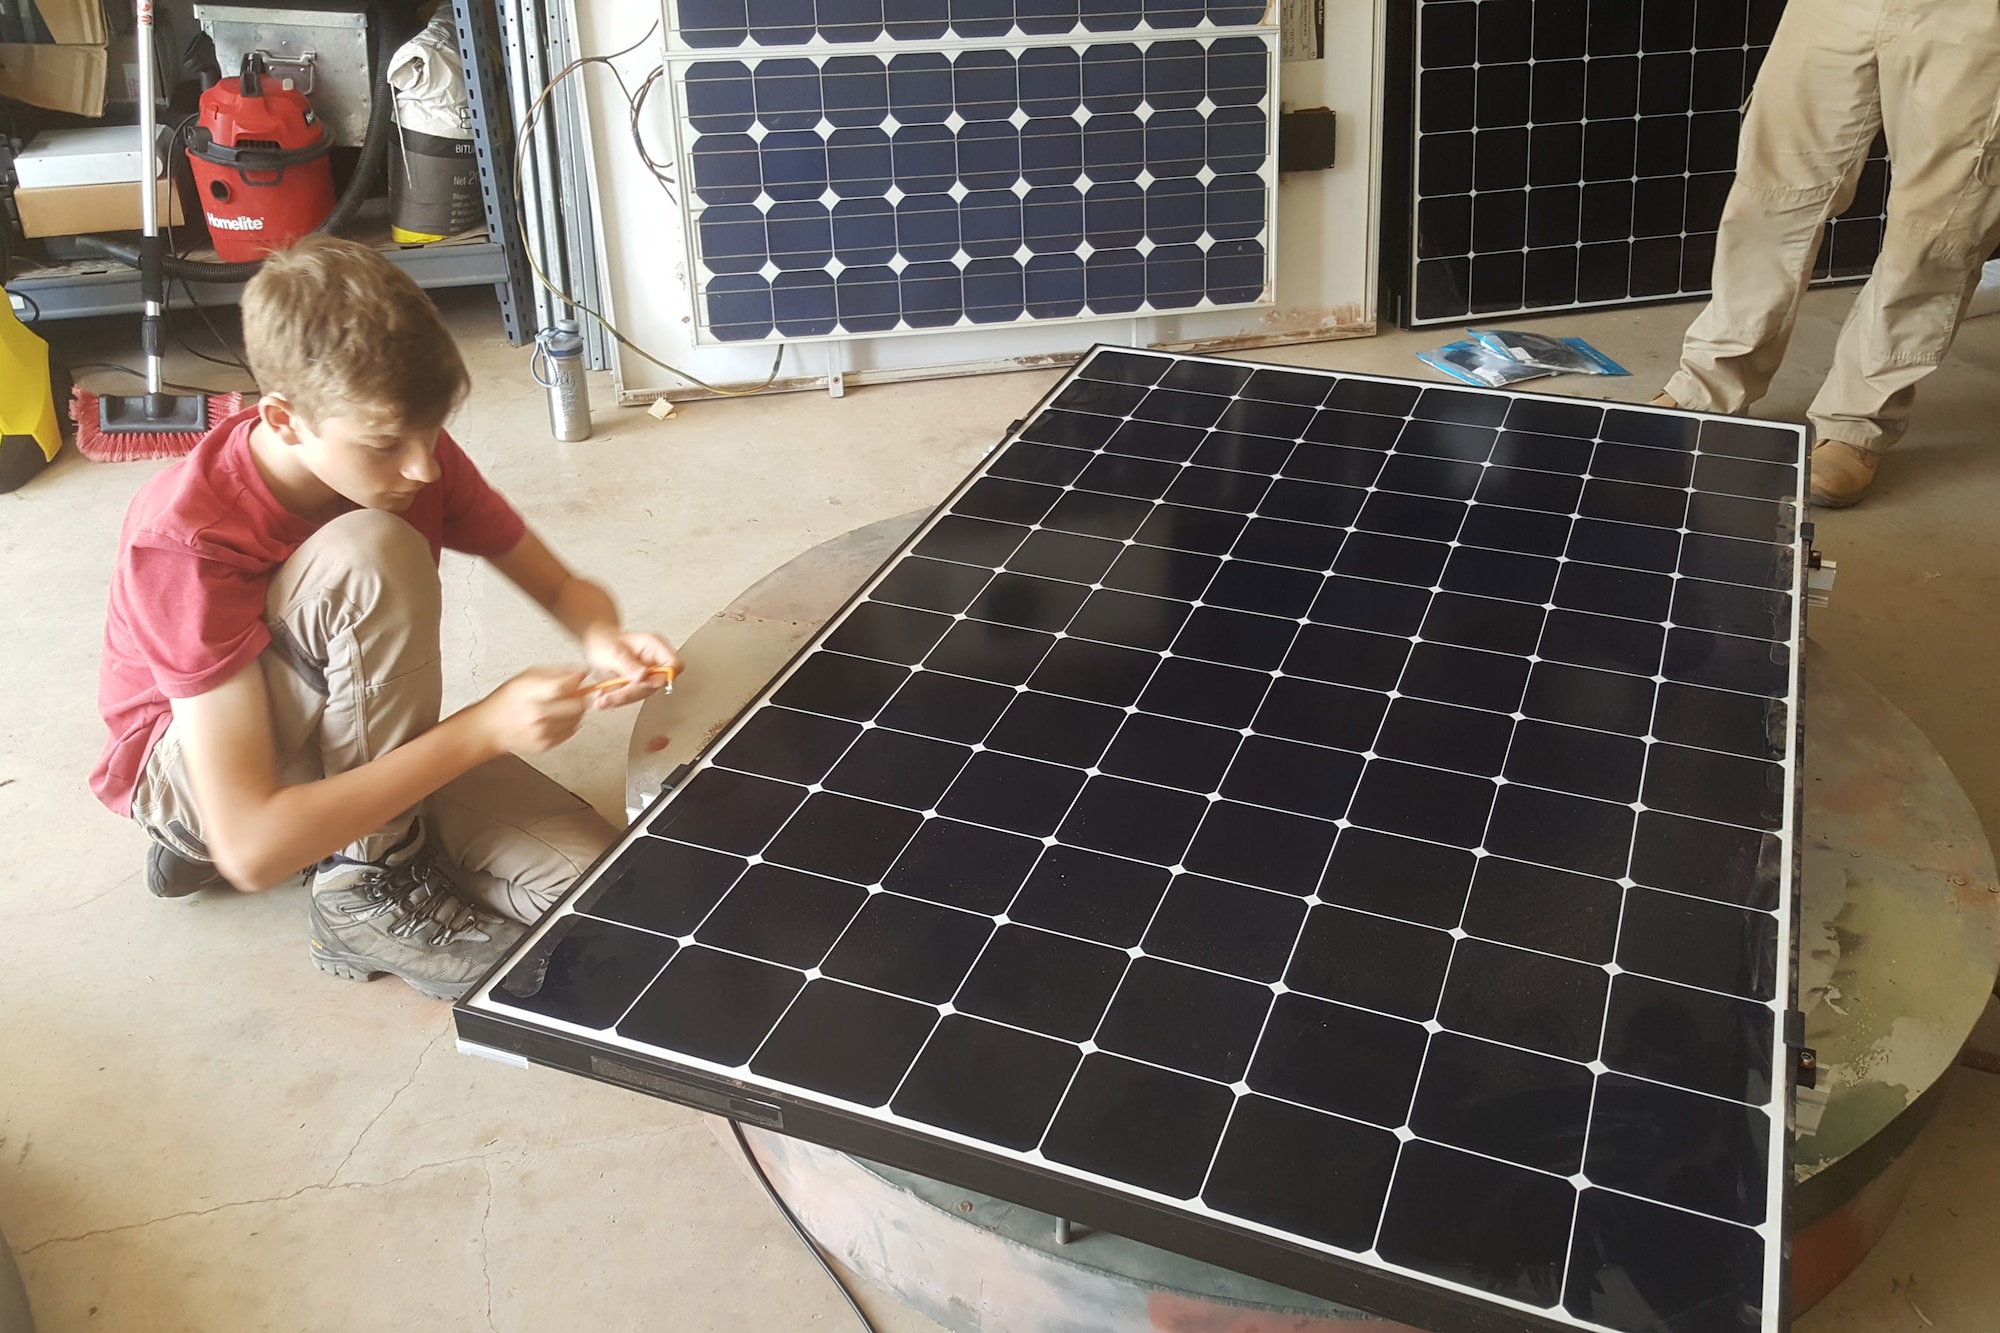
[1809,440,1879,508]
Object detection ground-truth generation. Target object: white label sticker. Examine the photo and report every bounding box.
[1281,0,1325,62]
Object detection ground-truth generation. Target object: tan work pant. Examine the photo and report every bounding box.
[1666,0,2000,453]
[132,510,616,924]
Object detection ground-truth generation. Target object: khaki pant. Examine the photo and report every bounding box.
[133,510,616,924]
[1666,0,2000,453]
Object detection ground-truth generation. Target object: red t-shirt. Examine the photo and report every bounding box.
[91,409,527,816]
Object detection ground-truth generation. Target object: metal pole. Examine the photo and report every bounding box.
[135,0,161,397]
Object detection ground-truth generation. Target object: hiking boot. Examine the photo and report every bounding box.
[147,839,225,898]
[308,835,523,1001]
[1809,440,1880,508]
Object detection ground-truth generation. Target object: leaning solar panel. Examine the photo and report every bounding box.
[670,0,1271,47]
[675,38,1277,341]
[457,347,1804,1333]
[1390,0,1889,324]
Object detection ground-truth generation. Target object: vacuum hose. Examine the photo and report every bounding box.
[73,4,404,283]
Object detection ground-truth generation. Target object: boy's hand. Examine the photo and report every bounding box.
[475,667,591,754]
[582,628,684,709]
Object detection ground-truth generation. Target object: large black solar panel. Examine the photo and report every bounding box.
[673,38,1276,340]
[1385,0,1889,324]
[457,347,1805,1333]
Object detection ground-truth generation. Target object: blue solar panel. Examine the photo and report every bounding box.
[677,37,1276,342]
[673,0,1271,48]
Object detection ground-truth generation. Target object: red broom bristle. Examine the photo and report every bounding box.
[69,388,242,462]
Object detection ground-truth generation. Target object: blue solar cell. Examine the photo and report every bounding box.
[950,0,1014,38]
[965,257,1028,321]
[955,50,1020,121]
[699,205,770,273]
[1143,0,1204,29]
[826,127,893,196]
[1208,37,1267,106]
[815,0,884,42]
[959,122,1025,190]
[903,262,966,326]
[686,63,756,134]
[832,197,898,264]
[1084,115,1146,181]
[1017,0,1079,33]
[707,273,775,338]
[1021,118,1085,184]
[1017,48,1082,116]
[1208,238,1264,303]
[1079,0,1145,33]
[837,266,903,330]
[754,58,822,128]
[1207,172,1267,239]
[691,133,763,205]
[1086,247,1147,313]
[821,56,888,127]
[1145,110,1205,177]
[746,0,815,44]
[889,52,954,122]
[883,0,948,39]
[961,190,1025,255]
[1084,181,1145,248]
[1081,44,1145,112]
[1024,185,1086,252]
[1146,177,1206,243]
[679,0,748,47]
[1206,106,1266,175]
[1025,252,1087,317]
[773,269,839,335]
[1147,243,1207,307]
[1205,0,1266,23]
[767,201,835,269]
[761,129,830,200]
[891,124,957,192]
[1145,41,1206,108]
[896,193,961,261]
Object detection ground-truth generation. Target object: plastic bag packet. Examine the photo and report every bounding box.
[1469,329,1630,376]
[1419,339,1555,388]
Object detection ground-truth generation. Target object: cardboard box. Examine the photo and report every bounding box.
[29,0,106,46]
[14,178,183,237]
[0,0,111,115]
[0,39,106,114]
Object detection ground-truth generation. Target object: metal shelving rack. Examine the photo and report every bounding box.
[5,1,535,344]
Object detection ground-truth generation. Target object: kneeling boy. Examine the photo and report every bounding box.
[91,236,677,999]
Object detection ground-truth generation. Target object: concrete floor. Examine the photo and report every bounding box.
[5,286,2000,1332]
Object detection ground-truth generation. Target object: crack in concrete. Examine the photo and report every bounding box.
[18,1152,481,1256]
[17,1123,691,1256]
[478,1160,498,1333]
[327,1026,448,1187]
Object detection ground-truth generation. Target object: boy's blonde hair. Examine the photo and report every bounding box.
[241,235,470,432]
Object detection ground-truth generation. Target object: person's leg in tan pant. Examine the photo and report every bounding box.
[134,510,616,992]
[1663,0,1884,417]
[1807,2,2000,456]
[1667,0,2000,504]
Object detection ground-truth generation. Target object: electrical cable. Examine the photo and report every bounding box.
[155,115,256,379]
[726,1120,880,1333]
[514,29,785,397]
[67,361,234,395]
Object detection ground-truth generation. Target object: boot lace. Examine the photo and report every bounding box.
[336,853,491,947]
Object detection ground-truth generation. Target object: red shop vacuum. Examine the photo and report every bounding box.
[186,54,337,263]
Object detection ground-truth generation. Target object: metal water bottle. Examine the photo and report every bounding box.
[533,319,591,441]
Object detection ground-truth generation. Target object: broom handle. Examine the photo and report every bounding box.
[135,0,162,400]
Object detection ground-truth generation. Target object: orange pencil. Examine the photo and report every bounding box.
[579,664,678,696]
